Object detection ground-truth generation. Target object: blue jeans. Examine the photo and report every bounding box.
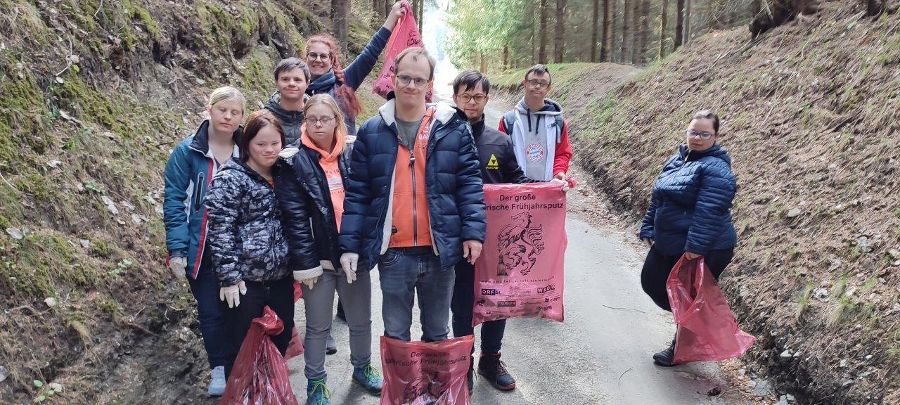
[186,253,226,369]
[378,247,455,342]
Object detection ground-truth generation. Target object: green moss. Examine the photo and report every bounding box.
[124,1,161,39]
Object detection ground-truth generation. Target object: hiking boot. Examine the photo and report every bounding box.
[208,366,226,396]
[477,352,516,391]
[306,378,331,405]
[352,363,383,395]
[466,364,475,395]
[326,334,337,355]
[652,339,676,367]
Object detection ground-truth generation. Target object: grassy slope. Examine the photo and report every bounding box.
[496,2,899,403]
[0,0,383,402]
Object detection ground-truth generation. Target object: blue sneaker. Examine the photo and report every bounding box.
[208,366,226,396]
[306,378,331,405]
[352,363,383,395]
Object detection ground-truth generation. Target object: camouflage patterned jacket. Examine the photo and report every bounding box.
[205,159,289,286]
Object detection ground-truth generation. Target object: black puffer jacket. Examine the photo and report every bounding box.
[274,146,351,273]
[471,118,533,185]
[264,94,305,146]
[205,159,289,286]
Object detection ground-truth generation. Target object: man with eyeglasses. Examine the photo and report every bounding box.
[339,48,486,346]
[448,70,535,393]
[499,64,573,183]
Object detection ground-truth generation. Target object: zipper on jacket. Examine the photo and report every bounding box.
[409,152,418,246]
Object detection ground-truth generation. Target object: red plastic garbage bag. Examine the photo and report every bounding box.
[221,306,299,405]
[473,183,567,326]
[373,1,431,101]
[380,335,474,405]
[666,256,755,364]
[285,281,304,359]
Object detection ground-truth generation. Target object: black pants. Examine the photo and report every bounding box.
[222,277,295,377]
[640,246,734,311]
[451,261,506,355]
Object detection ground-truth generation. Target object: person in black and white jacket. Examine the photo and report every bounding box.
[205,110,304,378]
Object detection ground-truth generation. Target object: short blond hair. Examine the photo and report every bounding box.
[207,86,247,112]
[394,47,436,80]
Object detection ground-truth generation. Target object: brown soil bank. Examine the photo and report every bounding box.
[0,1,380,403]
[498,1,899,403]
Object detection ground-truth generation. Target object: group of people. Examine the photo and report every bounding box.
[163,2,739,403]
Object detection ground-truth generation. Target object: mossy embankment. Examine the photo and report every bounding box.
[0,0,384,402]
[496,2,899,403]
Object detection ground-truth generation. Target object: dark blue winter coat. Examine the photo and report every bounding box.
[338,100,486,271]
[639,144,737,256]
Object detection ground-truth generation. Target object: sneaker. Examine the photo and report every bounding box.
[477,353,516,391]
[326,334,337,355]
[306,378,331,405]
[208,366,226,396]
[652,339,676,367]
[352,363,384,395]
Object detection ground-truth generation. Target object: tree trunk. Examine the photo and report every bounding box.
[609,0,618,61]
[659,0,668,59]
[674,0,684,50]
[539,0,549,63]
[480,52,487,73]
[636,0,649,65]
[601,0,611,62]
[417,0,425,31]
[631,0,641,64]
[332,0,348,48]
[555,0,567,63]
[531,1,537,64]
[683,0,691,45]
[591,0,600,62]
[621,0,632,63]
[503,45,509,70]
[384,0,391,19]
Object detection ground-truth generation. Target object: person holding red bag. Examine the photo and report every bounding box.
[637,109,738,367]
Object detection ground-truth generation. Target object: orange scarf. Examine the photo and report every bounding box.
[301,124,347,229]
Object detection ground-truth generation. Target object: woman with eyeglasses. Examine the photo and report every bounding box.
[304,1,406,136]
[274,94,383,405]
[637,109,738,367]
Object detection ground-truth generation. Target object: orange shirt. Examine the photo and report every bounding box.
[300,124,347,229]
[389,108,435,248]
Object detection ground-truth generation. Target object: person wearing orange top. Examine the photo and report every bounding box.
[275,95,383,404]
[338,47,486,343]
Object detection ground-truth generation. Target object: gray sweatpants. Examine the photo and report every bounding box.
[301,269,372,380]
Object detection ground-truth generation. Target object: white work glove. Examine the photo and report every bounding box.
[219,281,247,308]
[293,266,324,289]
[550,178,570,192]
[168,256,187,278]
[340,253,359,284]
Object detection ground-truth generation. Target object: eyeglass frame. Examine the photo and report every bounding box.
[457,93,488,104]
[524,79,551,88]
[305,116,336,126]
[395,74,430,88]
[306,52,331,61]
[685,129,715,139]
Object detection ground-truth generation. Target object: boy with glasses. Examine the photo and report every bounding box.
[339,48,486,345]
[499,64,573,182]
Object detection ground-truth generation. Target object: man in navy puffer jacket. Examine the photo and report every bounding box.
[339,48,486,343]
[638,110,738,367]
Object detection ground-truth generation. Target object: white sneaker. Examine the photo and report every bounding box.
[208,366,226,396]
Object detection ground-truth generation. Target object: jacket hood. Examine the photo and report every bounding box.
[679,143,732,165]
[300,123,346,162]
[219,157,275,183]
[189,119,241,154]
[377,99,465,130]
[515,98,563,116]
[265,92,306,124]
